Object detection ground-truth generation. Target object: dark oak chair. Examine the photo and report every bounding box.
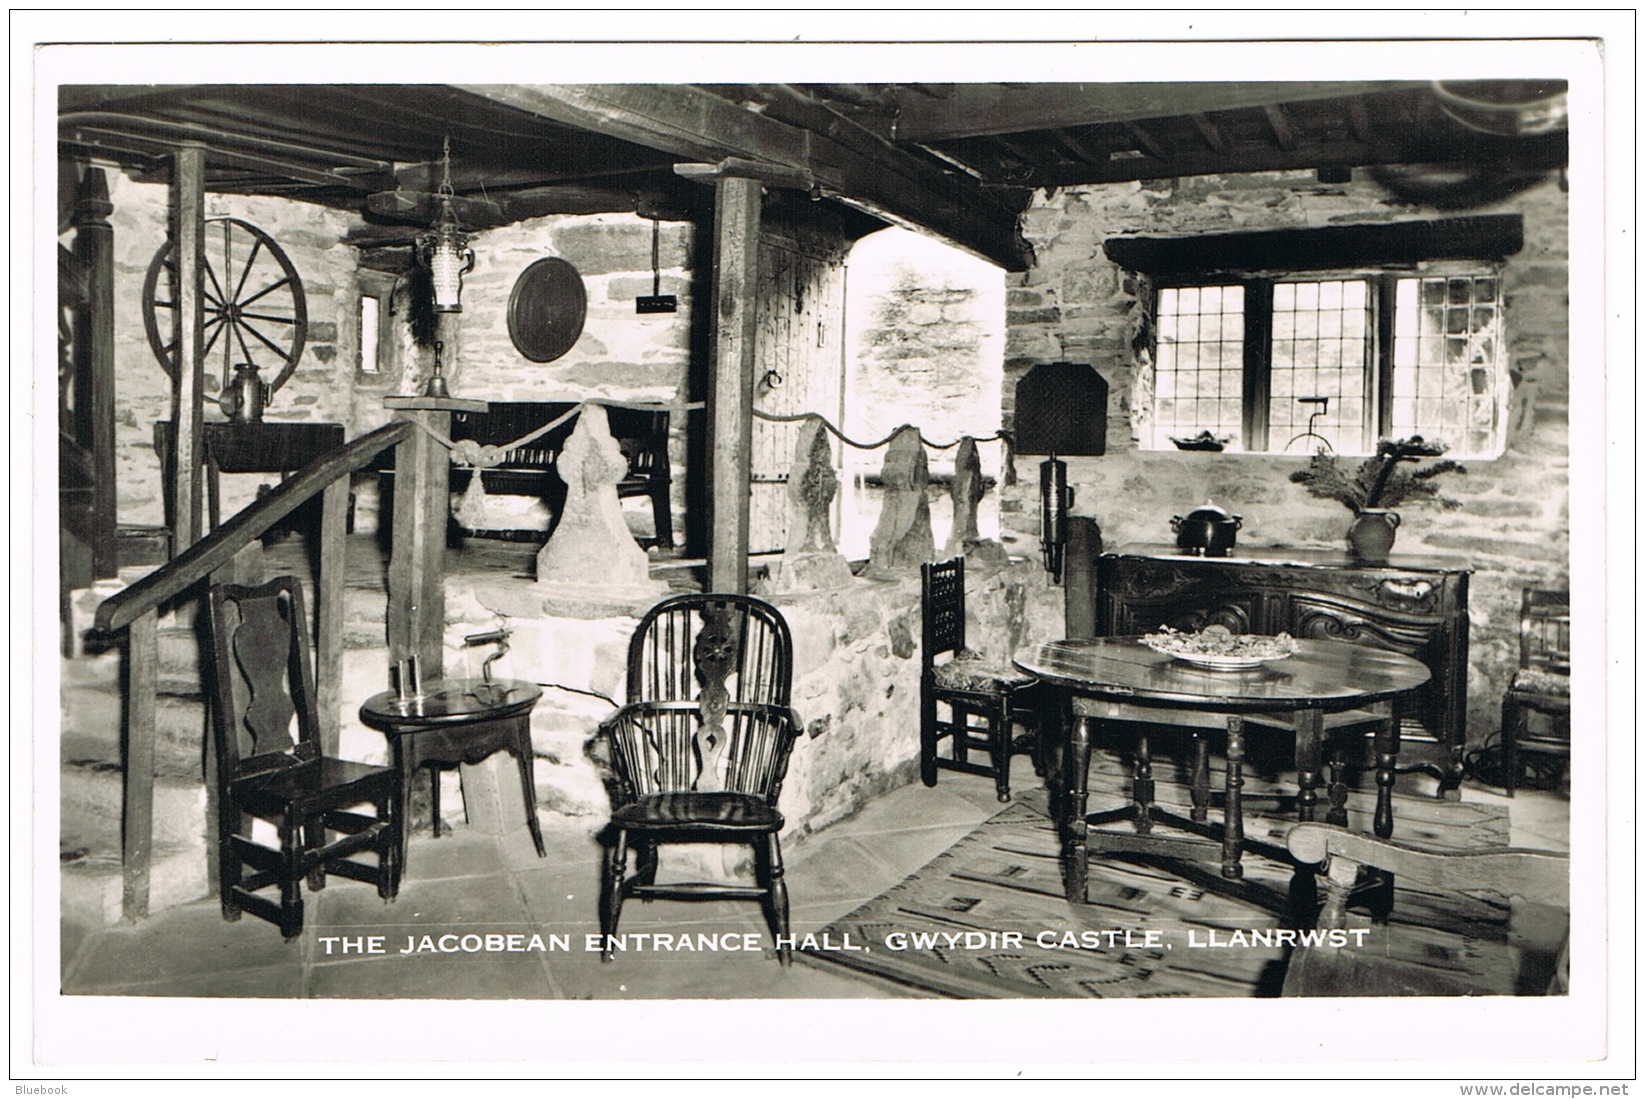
[920,557,1042,802]
[597,593,804,963]
[207,576,402,939]
[1284,822,1569,996]
[1500,587,1571,796]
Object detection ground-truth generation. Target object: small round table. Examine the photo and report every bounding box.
[360,678,547,873]
[1015,637,1431,903]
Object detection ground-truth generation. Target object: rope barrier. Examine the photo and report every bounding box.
[751,407,1013,454]
[405,398,1013,476]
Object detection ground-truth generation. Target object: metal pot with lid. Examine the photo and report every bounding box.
[1171,500,1243,556]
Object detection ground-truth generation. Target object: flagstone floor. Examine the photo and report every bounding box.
[59,756,1568,1002]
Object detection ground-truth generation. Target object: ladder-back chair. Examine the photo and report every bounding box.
[1500,587,1571,795]
[921,557,1042,802]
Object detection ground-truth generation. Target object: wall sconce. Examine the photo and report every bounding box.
[1040,453,1073,584]
[414,138,474,314]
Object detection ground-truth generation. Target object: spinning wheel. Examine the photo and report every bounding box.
[142,217,307,396]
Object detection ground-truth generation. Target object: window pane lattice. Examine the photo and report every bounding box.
[1153,285,1245,448]
[1392,276,1505,458]
[1269,280,1369,453]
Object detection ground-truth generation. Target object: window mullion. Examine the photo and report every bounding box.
[1372,274,1397,450]
[1242,278,1273,452]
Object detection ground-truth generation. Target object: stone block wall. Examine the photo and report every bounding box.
[89,174,365,526]
[1000,170,1572,744]
[422,556,1051,840]
[348,211,697,539]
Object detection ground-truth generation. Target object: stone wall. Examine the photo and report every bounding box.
[410,555,1052,841]
[999,170,1571,743]
[349,211,697,539]
[88,174,365,526]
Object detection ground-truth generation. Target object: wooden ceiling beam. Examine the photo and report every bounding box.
[1028,132,1566,187]
[1190,113,1229,154]
[1122,121,1170,162]
[454,83,1032,271]
[891,81,1432,141]
[1263,105,1299,152]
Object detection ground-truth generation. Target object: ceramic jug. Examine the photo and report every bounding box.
[1347,508,1400,563]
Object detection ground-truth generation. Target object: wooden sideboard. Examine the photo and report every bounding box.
[1095,544,1471,791]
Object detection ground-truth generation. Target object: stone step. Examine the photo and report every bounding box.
[60,841,210,934]
[60,755,208,852]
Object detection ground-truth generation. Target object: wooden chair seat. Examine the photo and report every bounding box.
[931,650,1038,694]
[1508,668,1571,701]
[612,792,783,832]
[233,755,401,816]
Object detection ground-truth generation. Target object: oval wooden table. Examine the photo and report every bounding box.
[360,678,546,875]
[1015,637,1431,904]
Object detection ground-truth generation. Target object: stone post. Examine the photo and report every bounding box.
[536,404,661,595]
[866,425,935,577]
[773,417,853,591]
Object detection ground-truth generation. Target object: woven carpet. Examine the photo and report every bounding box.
[799,761,1519,999]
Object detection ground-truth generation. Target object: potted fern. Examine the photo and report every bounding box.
[1289,436,1466,562]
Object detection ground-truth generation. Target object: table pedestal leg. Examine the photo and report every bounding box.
[1064,714,1092,903]
[1132,731,1154,834]
[1293,709,1324,823]
[1189,730,1210,823]
[1222,715,1246,880]
[1374,717,1401,839]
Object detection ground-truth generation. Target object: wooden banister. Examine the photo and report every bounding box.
[93,421,412,635]
[91,418,412,923]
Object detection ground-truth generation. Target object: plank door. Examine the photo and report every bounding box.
[748,238,847,555]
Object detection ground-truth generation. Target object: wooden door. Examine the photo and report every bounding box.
[748,238,846,555]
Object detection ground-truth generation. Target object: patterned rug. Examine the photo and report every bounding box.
[799,766,1521,999]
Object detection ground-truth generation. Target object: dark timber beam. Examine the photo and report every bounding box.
[1263,105,1299,152]
[170,144,207,554]
[453,84,1031,272]
[706,177,761,594]
[891,82,1432,141]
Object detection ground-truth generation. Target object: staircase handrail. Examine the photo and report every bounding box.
[93,420,413,634]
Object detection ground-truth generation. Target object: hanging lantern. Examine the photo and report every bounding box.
[414,138,474,313]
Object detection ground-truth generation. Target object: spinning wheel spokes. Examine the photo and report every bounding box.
[142,217,308,398]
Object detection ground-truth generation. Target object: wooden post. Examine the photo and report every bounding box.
[385,396,485,679]
[316,477,350,757]
[72,167,118,578]
[122,608,158,920]
[706,177,761,594]
[1063,516,1104,640]
[169,145,207,554]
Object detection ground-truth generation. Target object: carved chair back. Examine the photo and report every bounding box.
[611,593,798,803]
[625,592,794,708]
[206,576,321,784]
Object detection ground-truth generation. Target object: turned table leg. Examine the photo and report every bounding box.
[1064,714,1092,903]
[1293,708,1325,824]
[1189,730,1210,823]
[1132,730,1155,834]
[1222,715,1246,880]
[1374,716,1402,839]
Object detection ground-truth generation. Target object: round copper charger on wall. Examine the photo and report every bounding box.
[507,257,587,363]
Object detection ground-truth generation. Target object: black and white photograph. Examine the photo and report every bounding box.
[14,11,1632,1084]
